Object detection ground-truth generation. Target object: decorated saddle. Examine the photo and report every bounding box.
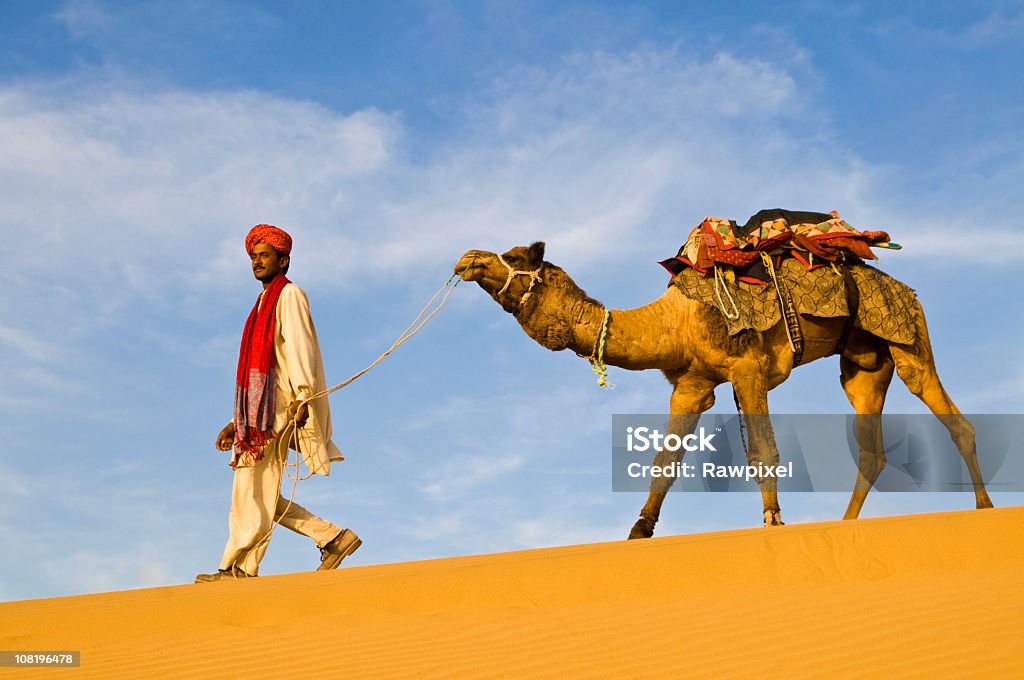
[661,209,918,349]
[661,209,894,279]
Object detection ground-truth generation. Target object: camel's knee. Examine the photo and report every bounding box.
[895,363,924,395]
[858,452,887,483]
[947,417,976,452]
[746,444,780,468]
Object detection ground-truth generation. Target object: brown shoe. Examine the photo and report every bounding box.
[194,565,254,583]
[318,529,362,571]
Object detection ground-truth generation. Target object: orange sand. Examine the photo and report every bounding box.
[2,507,1022,678]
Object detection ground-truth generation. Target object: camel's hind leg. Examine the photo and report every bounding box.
[888,305,994,510]
[839,351,895,519]
[628,375,715,540]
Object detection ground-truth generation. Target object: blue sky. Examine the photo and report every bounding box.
[1,0,1022,602]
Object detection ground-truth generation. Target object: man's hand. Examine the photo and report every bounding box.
[216,421,236,451]
[287,399,309,428]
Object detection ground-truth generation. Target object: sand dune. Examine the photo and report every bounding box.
[2,507,1022,678]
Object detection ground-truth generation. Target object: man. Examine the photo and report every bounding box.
[195,224,361,583]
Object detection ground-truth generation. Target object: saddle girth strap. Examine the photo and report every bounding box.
[760,253,804,368]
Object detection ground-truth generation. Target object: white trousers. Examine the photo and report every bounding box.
[218,437,341,575]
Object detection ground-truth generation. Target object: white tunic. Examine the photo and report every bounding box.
[267,282,344,476]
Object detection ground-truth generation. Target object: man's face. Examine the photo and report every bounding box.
[250,242,288,283]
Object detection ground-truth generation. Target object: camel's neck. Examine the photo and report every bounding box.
[518,268,691,371]
[569,294,690,370]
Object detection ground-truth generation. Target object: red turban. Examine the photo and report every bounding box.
[245,224,293,255]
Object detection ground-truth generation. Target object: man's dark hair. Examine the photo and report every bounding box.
[275,248,290,275]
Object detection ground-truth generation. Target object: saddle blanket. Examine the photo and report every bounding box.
[671,258,918,345]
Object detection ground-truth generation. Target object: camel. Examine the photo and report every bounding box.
[454,241,994,538]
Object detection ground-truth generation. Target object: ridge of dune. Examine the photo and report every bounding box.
[2,507,1023,678]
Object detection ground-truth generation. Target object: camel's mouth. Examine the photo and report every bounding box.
[454,251,487,281]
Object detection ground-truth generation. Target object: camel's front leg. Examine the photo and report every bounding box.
[731,367,784,526]
[628,375,715,539]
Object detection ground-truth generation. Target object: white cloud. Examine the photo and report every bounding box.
[892,226,1024,263]
[7,49,952,442]
[420,454,524,501]
[965,8,1024,46]
[0,463,31,503]
[0,86,401,284]
[53,0,116,41]
[0,324,65,364]
[870,8,1024,50]
[956,347,1024,412]
[53,0,281,49]
[0,43,876,308]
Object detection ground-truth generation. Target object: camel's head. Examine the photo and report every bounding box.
[454,242,547,315]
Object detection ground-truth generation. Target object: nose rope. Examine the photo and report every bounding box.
[496,253,543,305]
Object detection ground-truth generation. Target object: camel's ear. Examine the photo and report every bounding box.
[528,241,545,265]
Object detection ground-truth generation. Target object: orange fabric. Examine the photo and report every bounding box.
[245,224,293,256]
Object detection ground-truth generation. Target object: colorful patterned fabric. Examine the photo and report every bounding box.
[670,259,917,345]
[232,273,291,466]
[661,210,891,277]
[245,223,293,256]
[790,215,889,263]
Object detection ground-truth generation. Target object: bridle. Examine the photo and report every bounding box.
[496,253,543,307]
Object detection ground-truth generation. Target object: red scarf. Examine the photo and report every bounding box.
[232,274,290,466]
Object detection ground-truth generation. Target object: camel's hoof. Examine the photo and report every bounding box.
[763,510,785,527]
[628,518,654,540]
